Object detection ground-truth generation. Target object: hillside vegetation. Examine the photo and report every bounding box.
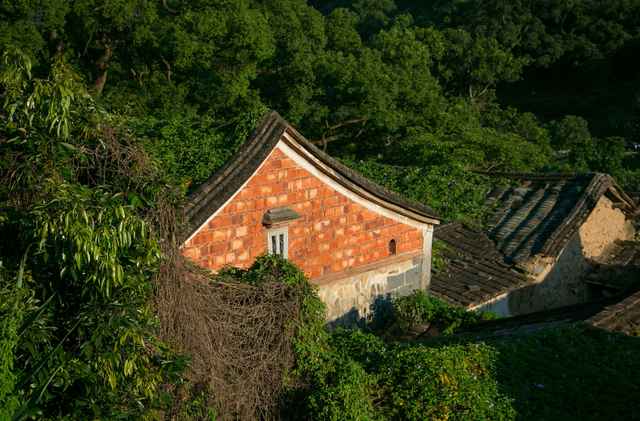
[2,0,640,419]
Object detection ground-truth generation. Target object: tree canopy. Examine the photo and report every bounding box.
[3,1,637,221]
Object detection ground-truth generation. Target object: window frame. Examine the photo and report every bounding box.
[266,226,289,259]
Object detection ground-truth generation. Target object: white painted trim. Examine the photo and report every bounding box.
[468,291,510,311]
[182,146,280,245]
[421,225,434,290]
[266,226,289,259]
[277,138,431,230]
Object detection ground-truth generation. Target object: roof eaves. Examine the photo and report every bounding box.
[182,111,440,241]
[281,124,440,223]
[182,112,286,239]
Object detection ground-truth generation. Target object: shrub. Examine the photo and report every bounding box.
[302,353,379,421]
[329,328,386,372]
[379,343,515,421]
[0,267,25,418]
[392,290,495,335]
[289,323,515,420]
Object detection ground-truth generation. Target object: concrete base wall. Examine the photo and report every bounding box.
[507,232,591,315]
[472,293,511,317]
[316,254,424,325]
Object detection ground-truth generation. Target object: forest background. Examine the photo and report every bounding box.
[4,0,639,221]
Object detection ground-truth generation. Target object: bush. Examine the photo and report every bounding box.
[391,291,495,335]
[287,323,515,420]
[0,267,25,418]
[329,328,386,372]
[379,343,515,420]
[302,353,379,421]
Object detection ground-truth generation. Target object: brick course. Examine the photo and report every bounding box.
[182,147,424,280]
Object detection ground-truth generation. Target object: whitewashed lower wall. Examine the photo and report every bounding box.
[316,255,424,325]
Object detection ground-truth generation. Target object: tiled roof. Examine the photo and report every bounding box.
[182,111,439,240]
[599,240,640,267]
[588,289,640,335]
[484,173,636,265]
[456,300,612,338]
[430,223,529,308]
[585,240,640,294]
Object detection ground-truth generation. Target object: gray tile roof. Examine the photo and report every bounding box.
[430,173,637,310]
[431,223,529,308]
[588,289,640,335]
[484,173,636,265]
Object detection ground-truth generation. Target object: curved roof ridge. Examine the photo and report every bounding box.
[279,116,439,222]
[182,111,439,240]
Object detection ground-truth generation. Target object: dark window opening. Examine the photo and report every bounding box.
[389,239,397,255]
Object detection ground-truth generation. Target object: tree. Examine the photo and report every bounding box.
[0,51,184,419]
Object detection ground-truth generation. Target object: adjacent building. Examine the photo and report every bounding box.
[432,173,637,316]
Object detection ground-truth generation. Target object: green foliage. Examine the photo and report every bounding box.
[402,0,640,67]
[217,256,378,421]
[438,28,528,99]
[301,352,379,421]
[345,158,492,222]
[291,326,514,421]
[7,0,635,224]
[2,1,639,418]
[0,263,29,418]
[1,51,185,419]
[390,291,495,335]
[129,105,267,191]
[547,115,633,184]
[490,325,640,420]
[173,384,218,421]
[380,343,515,421]
[268,265,511,421]
[329,328,386,372]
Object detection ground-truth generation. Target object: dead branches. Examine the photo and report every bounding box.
[153,210,302,420]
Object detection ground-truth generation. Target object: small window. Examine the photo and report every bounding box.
[267,227,288,259]
[389,239,397,255]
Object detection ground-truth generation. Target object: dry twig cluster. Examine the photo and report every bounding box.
[152,201,301,420]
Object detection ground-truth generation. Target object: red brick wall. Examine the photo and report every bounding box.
[182,147,423,280]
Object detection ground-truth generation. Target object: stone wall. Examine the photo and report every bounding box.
[182,146,425,280]
[506,232,591,315]
[317,254,423,324]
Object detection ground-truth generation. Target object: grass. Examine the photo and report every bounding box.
[487,324,640,420]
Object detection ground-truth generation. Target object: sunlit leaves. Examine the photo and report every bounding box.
[1,51,90,141]
[32,181,160,298]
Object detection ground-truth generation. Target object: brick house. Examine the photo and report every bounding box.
[181,111,440,322]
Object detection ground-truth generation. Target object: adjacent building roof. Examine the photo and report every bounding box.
[585,240,640,293]
[484,173,636,265]
[183,111,439,239]
[430,223,529,308]
[588,289,640,335]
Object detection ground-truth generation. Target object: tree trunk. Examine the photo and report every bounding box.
[94,44,112,95]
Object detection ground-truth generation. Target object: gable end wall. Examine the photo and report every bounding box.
[182,144,428,294]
